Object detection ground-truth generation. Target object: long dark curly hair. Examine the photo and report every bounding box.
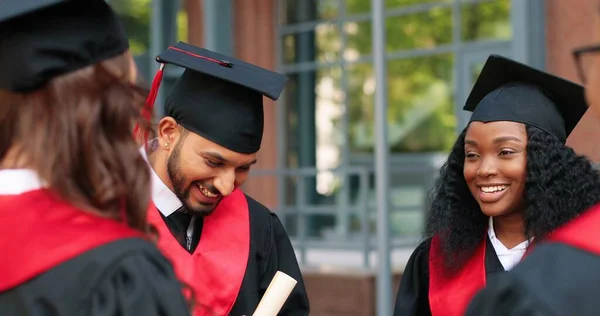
[425,124,600,271]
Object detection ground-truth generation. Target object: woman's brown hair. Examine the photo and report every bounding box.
[0,50,210,313]
[0,50,152,232]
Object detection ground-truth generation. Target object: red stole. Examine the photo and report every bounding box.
[0,189,143,291]
[547,203,600,256]
[428,235,487,316]
[148,188,250,316]
[427,204,600,316]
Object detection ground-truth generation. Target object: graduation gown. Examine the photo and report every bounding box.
[0,188,190,316]
[394,235,505,316]
[150,189,310,316]
[466,203,600,316]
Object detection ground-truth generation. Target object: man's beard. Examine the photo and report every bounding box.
[166,144,218,216]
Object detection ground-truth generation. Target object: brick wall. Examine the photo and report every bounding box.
[302,270,403,316]
[186,0,281,209]
[232,0,279,209]
[546,0,600,163]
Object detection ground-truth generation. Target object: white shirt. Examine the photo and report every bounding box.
[487,216,530,271]
[139,142,196,250]
[0,169,45,195]
[139,142,182,217]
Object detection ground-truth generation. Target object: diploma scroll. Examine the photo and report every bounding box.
[252,271,297,316]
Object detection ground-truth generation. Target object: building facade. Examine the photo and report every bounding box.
[109,1,600,314]
[113,0,600,270]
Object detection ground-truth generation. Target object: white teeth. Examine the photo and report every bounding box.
[197,184,218,198]
[480,185,508,193]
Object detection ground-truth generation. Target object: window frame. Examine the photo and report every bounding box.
[273,0,546,259]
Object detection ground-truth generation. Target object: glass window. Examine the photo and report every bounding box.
[461,0,511,42]
[385,6,453,51]
[111,0,152,56]
[346,0,371,15]
[281,24,341,65]
[349,55,456,154]
[112,0,190,56]
[278,0,514,241]
[112,0,188,87]
[345,21,373,60]
[279,0,339,25]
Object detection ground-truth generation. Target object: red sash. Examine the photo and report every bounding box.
[148,188,250,316]
[547,203,600,255]
[428,204,600,316]
[0,189,143,291]
[428,235,487,316]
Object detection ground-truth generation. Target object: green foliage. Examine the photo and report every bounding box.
[111,0,151,56]
[110,0,189,56]
[462,0,512,41]
[334,0,510,153]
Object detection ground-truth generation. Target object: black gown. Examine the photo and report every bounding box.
[465,242,600,316]
[160,194,310,316]
[0,238,191,316]
[393,236,505,316]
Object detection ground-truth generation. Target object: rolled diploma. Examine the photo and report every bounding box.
[252,271,297,316]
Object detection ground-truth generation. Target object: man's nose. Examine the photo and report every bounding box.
[213,169,235,196]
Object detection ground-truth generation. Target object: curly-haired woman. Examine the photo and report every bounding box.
[0,1,190,315]
[465,23,600,316]
[393,54,600,316]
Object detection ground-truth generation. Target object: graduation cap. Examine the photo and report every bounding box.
[464,54,587,143]
[139,41,288,154]
[0,0,129,92]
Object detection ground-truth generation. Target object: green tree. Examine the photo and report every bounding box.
[340,0,511,153]
[110,0,188,56]
[280,0,511,236]
[111,0,152,56]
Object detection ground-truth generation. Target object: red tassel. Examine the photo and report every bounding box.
[134,64,165,145]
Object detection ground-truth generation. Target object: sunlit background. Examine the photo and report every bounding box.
[109,0,598,314]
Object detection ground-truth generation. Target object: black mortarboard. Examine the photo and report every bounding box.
[139,42,288,154]
[464,54,587,143]
[0,0,129,92]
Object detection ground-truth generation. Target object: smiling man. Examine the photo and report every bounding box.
[140,42,309,316]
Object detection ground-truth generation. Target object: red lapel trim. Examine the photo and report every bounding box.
[0,189,143,291]
[547,203,600,255]
[429,235,487,316]
[149,188,250,316]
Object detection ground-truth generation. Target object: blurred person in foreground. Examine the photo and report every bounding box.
[465,13,600,316]
[135,42,310,316]
[0,0,190,315]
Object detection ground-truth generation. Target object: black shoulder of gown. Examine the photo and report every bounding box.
[230,195,310,316]
[394,236,504,316]
[394,238,432,316]
[0,237,190,316]
[466,242,600,316]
